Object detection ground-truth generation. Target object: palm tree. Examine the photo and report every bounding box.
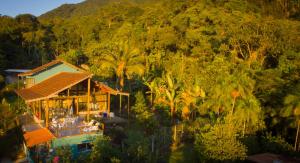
[281,94,300,151]
[180,84,205,120]
[233,96,262,137]
[99,41,145,91]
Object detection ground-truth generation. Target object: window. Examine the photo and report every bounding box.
[77,143,93,152]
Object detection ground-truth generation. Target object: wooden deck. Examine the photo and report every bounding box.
[48,116,103,138]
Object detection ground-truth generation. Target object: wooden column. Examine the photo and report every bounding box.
[39,101,42,119]
[107,93,111,113]
[87,78,91,121]
[119,94,122,114]
[32,102,35,115]
[67,88,71,108]
[34,102,37,115]
[76,85,79,95]
[76,97,79,115]
[45,99,49,128]
[35,102,38,115]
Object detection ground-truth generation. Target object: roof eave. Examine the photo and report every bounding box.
[17,59,88,77]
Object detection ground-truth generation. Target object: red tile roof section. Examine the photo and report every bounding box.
[95,81,129,96]
[16,72,92,102]
[24,128,55,147]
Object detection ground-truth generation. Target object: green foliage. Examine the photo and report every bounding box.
[55,145,72,163]
[132,91,158,134]
[132,91,151,122]
[124,130,150,162]
[195,123,247,161]
[0,103,16,132]
[87,40,145,90]
[261,133,295,155]
[58,49,84,65]
[279,51,300,74]
[90,136,121,163]
[242,133,298,156]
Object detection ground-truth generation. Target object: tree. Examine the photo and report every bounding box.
[132,91,152,123]
[233,96,264,136]
[143,77,159,107]
[155,72,181,120]
[90,40,145,91]
[195,122,247,161]
[90,136,121,163]
[180,83,205,120]
[281,84,300,150]
[54,145,72,163]
[0,102,15,133]
[58,49,85,65]
[124,130,150,163]
[15,14,39,31]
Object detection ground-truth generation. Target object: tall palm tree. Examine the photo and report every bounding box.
[99,41,145,91]
[233,96,262,137]
[281,94,300,151]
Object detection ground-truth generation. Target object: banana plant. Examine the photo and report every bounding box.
[154,72,181,120]
[143,77,159,107]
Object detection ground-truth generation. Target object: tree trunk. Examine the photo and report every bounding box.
[229,97,236,135]
[294,120,300,151]
[230,97,236,117]
[171,124,177,151]
[243,119,246,137]
[170,102,175,122]
[120,76,124,91]
[173,124,177,142]
[151,135,155,153]
[150,91,153,107]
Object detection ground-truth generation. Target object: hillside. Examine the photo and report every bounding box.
[39,0,159,20]
[39,0,300,20]
[39,0,111,20]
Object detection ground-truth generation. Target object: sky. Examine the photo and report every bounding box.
[0,0,84,17]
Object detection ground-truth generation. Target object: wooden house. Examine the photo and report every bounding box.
[15,59,129,161]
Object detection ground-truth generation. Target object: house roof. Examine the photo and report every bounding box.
[4,69,31,73]
[24,128,55,147]
[16,72,92,102]
[18,59,86,76]
[95,81,129,96]
[247,153,300,163]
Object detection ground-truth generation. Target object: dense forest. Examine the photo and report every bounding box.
[1,0,300,162]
